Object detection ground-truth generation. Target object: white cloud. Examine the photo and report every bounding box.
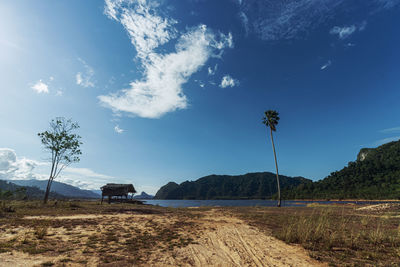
[208,64,218,75]
[359,20,367,31]
[239,11,249,35]
[373,136,400,146]
[31,80,49,94]
[330,25,356,39]
[194,80,205,88]
[239,0,346,41]
[114,125,125,133]
[105,0,177,60]
[237,1,392,41]
[58,167,118,190]
[0,148,46,180]
[104,0,120,20]
[320,60,332,70]
[99,0,233,119]
[59,168,158,194]
[378,0,400,9]
[330,21,367,39]
[76,58,95,88]
[56,90,63,96]
[220,75,239,88]
[380,126,400,133]
[0,148,135,191]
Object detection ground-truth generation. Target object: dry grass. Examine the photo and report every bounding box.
[233,205,400,266]
[0,200,201,266]
[1,200,399,266]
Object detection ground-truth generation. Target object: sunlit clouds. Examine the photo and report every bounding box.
[99,0,233,119]
[220,75,239,88]
[76,58,95,88]
[31,80,49,94]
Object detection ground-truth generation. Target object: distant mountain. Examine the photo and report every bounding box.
[155,172,310,200]
[0,180,65,200]
[133,191,154,199]
[11,180,100,199]
[284,139,400,200]
[91,190,102,196]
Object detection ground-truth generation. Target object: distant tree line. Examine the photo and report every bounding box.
[154,172,310,200]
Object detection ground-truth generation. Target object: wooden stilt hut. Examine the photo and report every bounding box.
[100,183,136,204]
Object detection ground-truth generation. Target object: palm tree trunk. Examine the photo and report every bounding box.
[270,128,281,207]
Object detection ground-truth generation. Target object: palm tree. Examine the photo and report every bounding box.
[262,110,281,207]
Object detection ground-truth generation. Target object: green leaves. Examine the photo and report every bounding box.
[262,110,280,131]
[38,117,83,203]
[38,117,82,175]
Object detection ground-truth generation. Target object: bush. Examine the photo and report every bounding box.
[34,224,48,239]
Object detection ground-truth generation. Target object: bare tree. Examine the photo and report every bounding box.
[38,117,82,204]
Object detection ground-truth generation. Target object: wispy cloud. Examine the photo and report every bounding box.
[105,0,177,59]
[330,25,356,39]
[31,80,49,94]
[220,75,239,88]
[320,60,332,70]
[99,0,233,119]
[373,136,400,146]
[76,58,95,88]
[380,126,400,133]
[359,20,367,31]
[0,147,132,191]
[238,11,249,35]
[59,167,118,190]
[114,125,125,134]
[238,0,345,41]
[194,80,205,88]
[237,1,393,41]
[330,21,366,40]
[329,20,367,39]
[0,148,47,181]
[208,64,218,75]
[376,0,400,9]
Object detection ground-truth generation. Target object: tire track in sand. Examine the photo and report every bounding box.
[152,209,327,267]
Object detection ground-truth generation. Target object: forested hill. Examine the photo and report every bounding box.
[0,180,65,200]
[154,172,310,199]
[11,180,100,199]
[284,139,400,200]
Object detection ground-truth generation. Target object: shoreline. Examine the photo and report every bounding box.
[144,199,400,202]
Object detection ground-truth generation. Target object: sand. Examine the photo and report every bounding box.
[152,210,325,267]
[0,209,325,267]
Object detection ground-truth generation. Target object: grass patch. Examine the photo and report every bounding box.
[34,224,49,239]
[234,205,400,266]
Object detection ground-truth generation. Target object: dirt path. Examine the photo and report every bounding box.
[151,210,326,267]
[0,209,325,267]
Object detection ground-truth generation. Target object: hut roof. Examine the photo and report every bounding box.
[100,183,136,196]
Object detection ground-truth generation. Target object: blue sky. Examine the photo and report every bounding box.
[0,0,399,194]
